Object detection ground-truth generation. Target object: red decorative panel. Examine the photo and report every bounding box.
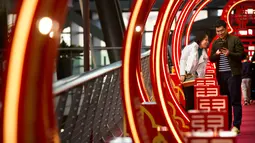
[221,1,255,60]
[194,85,219,97]
[206,62,214,67]
[194,85,219,109]
[205,73,216,79]
[188,111,228,132]
[206,69,216,74]
[140,103,172,142]
[205,69,216,79]
[206,67,215,70]
[196,96,228,112]
[195,78,217,86]
[229,2,255,36]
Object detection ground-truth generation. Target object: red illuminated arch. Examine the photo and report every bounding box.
[171,0,202,80]
[150,0,189,142]
[121,0,156,142]
[185,0,212,46]
[151,0,191,132]
[221,0,255,34]
[3,0,68,142]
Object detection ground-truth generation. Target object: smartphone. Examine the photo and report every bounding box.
[218,39,227,48]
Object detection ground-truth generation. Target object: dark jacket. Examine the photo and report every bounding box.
[242,61,252,79]
[209,34,244,75]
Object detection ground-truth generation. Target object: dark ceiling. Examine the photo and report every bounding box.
[5,0,229,41]
[7,0,228,13]
[72,0,228,12]
[206,0,228,9]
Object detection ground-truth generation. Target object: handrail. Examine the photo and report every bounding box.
[53,50,150,95]
[58,46,151,50]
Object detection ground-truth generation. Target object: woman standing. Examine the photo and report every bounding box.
[179,31,210,110]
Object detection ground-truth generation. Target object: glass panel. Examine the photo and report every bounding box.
[145,11,158,31]
[61,33,71,46]
[217,9,223,16]
[122,12,130,28]
[63,27,71,33]
[194,10,208,22]
[144,32,153,46]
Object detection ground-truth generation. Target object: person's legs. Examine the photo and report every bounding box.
[241,78,249,104]
[217,71,231,129]
[228,75,242,130]
[247,78,252,103]
[183,86,194,111]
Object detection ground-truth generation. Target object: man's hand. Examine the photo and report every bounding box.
[180,75,185,82]
[216,49,221,55]
[221,48,229,56]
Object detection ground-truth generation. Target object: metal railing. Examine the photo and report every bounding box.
[56,46,151,77]
[53,50,152,142]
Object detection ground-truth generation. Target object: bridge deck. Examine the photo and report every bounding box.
[237,102,255,142]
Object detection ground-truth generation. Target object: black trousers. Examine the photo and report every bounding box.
[217,71,242,130]
[183,86,195,111]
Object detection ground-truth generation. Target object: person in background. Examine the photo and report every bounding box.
[180,31,210,110]
[241,55,252,105]
[209,20,244,134]
[250,53,255,100]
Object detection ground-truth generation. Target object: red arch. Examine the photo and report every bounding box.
[221,0,255,34]
[121,0,156,142]
[185,0,212,46]
[171,0,202,80]
[150,0,189,142]
[3,0,68,142]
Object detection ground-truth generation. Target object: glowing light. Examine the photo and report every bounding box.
[219,131,237,137]
[248,29,253,35]
[192,131,214,137]
[49,31,54,38]
[4,0,39,142]
[246,8,254,14]
[38,17,53,35]
[248,46,255,50]
[239,30,247,35]
[135,26,142,32]
[123,0,143,142]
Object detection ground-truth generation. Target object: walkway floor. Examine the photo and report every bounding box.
[237,102,255,142]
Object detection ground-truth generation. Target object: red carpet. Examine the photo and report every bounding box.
[237,103,255,142]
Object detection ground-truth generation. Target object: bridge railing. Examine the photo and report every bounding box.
[53,50,152,142]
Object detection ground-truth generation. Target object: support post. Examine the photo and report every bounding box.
[80,0,90,71]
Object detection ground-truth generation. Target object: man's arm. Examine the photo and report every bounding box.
[209,42,220,62]
[228,37,244,61]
